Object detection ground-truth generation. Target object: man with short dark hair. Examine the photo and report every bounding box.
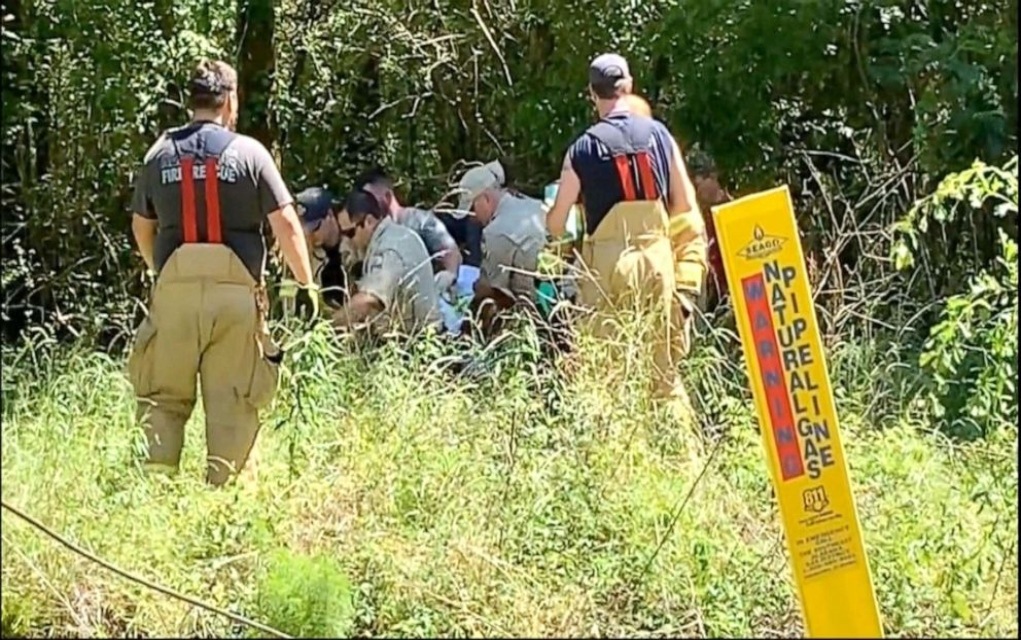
[331,189,442,335]
[128,59,316,486]
[546,53,707,402]
[352,167,462,291]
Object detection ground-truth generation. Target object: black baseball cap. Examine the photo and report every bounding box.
[295,187,335,230]
[187,61,236,98]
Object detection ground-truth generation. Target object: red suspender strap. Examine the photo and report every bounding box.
[203,158,223,243]
[180,157,199,243]
[613,155,638,201]
[636,152,659,200]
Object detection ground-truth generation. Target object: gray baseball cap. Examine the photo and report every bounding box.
[588,53,632,95]
[454,160,506,216]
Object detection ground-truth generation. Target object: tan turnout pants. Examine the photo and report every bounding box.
[126,245,282,486]
[576,202,693,400]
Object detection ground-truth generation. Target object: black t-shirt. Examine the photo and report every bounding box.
[435,211,484,268]
[130,123,293,281]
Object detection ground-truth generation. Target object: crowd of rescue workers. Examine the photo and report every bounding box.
[126,54,735,486]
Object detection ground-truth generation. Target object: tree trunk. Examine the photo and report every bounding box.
[236,0,278,156]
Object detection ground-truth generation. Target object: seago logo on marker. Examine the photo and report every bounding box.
[737,224,787,260]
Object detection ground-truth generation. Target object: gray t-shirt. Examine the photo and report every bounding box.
[394,206,458,266]
[482,192,547,299]
[130,124,292,281]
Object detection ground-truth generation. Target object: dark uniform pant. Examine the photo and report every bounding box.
[126,244,281,485]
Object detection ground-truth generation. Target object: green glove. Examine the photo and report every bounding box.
[281,281,322,323]
[535,280,558,319]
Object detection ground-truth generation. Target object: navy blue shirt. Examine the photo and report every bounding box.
[435,211,484,268]
[567,110,677,235]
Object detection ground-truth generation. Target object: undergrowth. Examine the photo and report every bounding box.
[0,309,1016,638]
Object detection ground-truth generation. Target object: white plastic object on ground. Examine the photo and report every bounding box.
[438,265,481,335]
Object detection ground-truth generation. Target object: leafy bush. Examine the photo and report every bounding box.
[2,0,1017,344]
[255,550,355,638]
[893,156,1019,439]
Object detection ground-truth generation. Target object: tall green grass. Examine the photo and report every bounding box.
[1,312,1017,638]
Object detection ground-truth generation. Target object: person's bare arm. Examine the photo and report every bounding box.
[432,227,461,276]
[666,137,701,218]
[129,163,159,272]
[268,205,314,285]
[416,209,461,276]
[332,249,399,330]
[546,152,581,238]
[440,245,461,276]
[132,215,157,272]
[253,143,314,286]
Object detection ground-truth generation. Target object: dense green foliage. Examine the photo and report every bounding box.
[1,0,1017,637]
[1,0,1017,344]
[893,157,1018,440]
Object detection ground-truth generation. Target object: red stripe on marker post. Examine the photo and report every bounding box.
[741,272,804,481]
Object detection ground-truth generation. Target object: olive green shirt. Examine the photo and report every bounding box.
[358,217,441,333]
[482,192,548,299]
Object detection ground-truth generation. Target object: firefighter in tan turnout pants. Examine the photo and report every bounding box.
[546,53,707,402]
[128,60,316,486]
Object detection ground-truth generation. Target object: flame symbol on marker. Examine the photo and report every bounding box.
[753,225,765,241]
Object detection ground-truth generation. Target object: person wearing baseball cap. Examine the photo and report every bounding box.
[126,58,316,486]
[295,186,340,242]
[452,160,547,331]
[544,52,708,405]
[291,186,351,311]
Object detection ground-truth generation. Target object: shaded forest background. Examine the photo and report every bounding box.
[1,0,1017,348]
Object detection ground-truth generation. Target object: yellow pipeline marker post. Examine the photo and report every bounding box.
[713,186,883,638]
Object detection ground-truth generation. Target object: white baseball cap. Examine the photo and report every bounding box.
[452,160,506,217]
